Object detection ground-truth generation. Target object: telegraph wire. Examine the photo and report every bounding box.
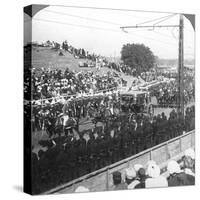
[33,17,193,54]
[43,9,122,26]
[33,17,186,49]
[136,14,176,26]
[33,18,120,32]
[153,14,177,26]
[51,4,179,14]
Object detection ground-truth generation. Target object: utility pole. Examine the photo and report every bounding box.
[120,14,185,117]
[177,14,184,117]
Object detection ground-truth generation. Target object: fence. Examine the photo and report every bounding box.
[43,130,195,194]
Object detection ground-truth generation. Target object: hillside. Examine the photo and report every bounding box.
[28,47,136,87]
[31,47,83,72]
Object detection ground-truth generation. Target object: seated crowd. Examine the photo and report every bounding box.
[30,68,123,100]
[75,148,195,193]
[31,106,195,194]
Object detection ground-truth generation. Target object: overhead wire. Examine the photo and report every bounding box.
[41,12,193,51]
[33,18,120,32]
[136,14,176,26]
[33,8,192,51]
[153,14,177,25]
[51,4,179,14]
[43,9,122,26]
[33,17,185,49]
[32,12,193,57]
[124,13,194,52]
[33,17,179,48]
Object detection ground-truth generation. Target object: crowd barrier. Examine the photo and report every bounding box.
[43,130,195,194]
[30,86,119,105]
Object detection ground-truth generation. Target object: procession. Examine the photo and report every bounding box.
[24,5,195,195]
[24,54,195,194]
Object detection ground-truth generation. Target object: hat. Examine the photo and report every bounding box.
[138,168,146,177]
[113,171,121,181]
[134,164,143,172]
[167,160,182,174]
[184,148,195,160]
[146,162,160,178]
[75,186,89,193]
[125,167,136,179]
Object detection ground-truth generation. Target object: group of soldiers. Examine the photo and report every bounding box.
[31,105,195,194]
[31,92,120,134]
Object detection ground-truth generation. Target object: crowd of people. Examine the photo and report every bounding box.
[27,41,195,194]
[29,67,194,139]
[149,79,194,107]
[62,40,100,61]
[31,68,123,101]
[111,148,195,190]
[106,62,137,76]
[31,92,120,134]
[75,148,195,192]
[31,106,195,194]
[140,71,157,82]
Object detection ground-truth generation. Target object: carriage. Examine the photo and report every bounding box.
[119,90,154,120]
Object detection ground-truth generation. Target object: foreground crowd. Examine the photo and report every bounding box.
[75,148,195,193]
[31,106,195,194]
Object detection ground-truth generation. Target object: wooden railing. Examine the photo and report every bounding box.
[43,130,195,194]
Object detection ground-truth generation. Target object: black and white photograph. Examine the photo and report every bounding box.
[23,4,195,195]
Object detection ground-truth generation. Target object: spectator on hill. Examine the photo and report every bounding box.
[167,160,195,187]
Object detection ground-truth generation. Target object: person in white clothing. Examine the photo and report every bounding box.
[145,161,168,188]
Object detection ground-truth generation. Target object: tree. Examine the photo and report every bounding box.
[121,43,156,74]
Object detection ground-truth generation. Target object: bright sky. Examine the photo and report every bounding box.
[24,5,195,59]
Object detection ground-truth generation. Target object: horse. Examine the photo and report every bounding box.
[45,114,78,138]
[92,106,115,127]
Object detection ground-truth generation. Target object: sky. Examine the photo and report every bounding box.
[24,5,195,59]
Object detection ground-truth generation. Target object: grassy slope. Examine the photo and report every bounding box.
[32,47,81,72]
[31,47,135,87]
